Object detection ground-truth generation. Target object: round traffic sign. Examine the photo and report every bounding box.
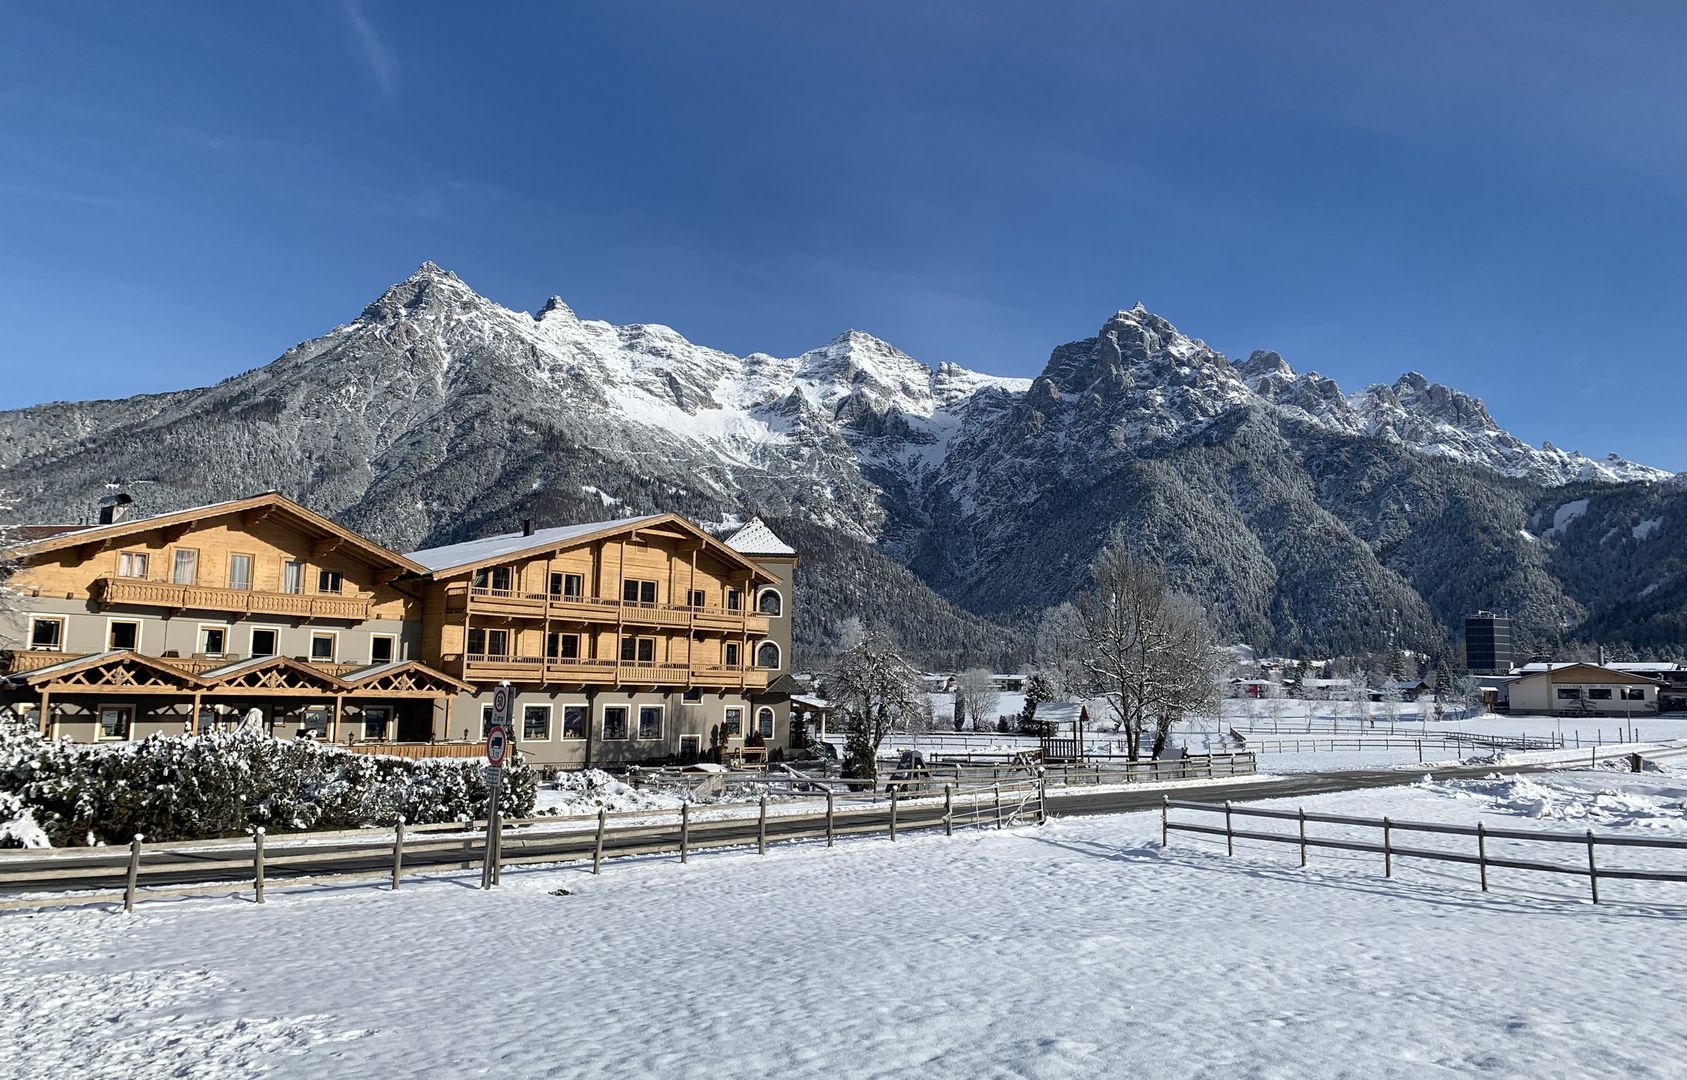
[486,725,508,766]
[492,685,511,720]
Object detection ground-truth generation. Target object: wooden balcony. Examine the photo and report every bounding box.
[96,576,374,621]
[4,650,78,675]
[451,653,771,691]
[463,587,770,636]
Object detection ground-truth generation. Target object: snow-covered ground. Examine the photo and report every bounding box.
[4,766,1686,1078]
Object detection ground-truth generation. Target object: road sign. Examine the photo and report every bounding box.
[482,764,504,785]
[486,724,509,766]
[491,683,513,729]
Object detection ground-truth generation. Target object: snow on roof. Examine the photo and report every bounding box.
[406,515,665,572]
[1036,702,1086,725]
[196,656,278,680]
[723,516,796,557]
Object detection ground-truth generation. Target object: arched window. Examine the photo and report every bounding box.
[756,641,781,669]
[756,707,775,739]
[757,588,782,616]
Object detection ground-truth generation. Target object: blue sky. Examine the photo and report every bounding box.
[2,1,1684,469]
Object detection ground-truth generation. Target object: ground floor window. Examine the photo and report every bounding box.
[362,707,389,740]
[523,704,551,740]
[603,706,629,740]
[98,705,132,740]
[305,707,332,738]
[757,707,775,739]
[1587,688,1613,701]
[638,706,662,740]
[561,705,587,739]
[723,707,743,738]
[1555,688,1581,700]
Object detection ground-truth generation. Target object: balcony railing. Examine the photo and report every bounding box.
[452,652,771,690]
[96,576,374,621]
[462,586,769,635]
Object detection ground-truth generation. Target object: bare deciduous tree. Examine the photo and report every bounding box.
[825,634,929,779]
[953,668,997,732]
[1068,540,1221,760]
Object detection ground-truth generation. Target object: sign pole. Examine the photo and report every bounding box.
[482,681,513,889]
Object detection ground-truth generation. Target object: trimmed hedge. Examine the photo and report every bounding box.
[0,725,535,847]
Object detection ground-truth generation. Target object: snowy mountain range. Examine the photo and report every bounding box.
[3,263,1682,662]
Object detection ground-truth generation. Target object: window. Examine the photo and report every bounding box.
[282,560,304,594]
[251,628,278,657]
[620,636,656,664]
[472,567,512,592]
[638,706,662,740]
[551,572,584,599]
[1556,688,1582,700]
[108,620,140,651]
[1624,688,1647,701]
[756,641,781,669]
[172,549,199,585]
[758,589,782,616]
[227,553,252,591]
[310,632,337,662]
[198,625,228,656]
[723,707,743,737]
[28,617,64,651]
[1587,688,1613,701]
[602,706,629,740]
[561,705,587,740]
[724,642,740,668]
[98,705,132,740]
[117,551,150,578]
[317,569,344,595]
[546,633,580,660]
[757,708,775,739]
[725,589,741,612]
[688,589,706,608]
[621,579,657,605]
[370,635,396,665]
[305,707,332,738]
[683,688,702,703]
[481,704,496,737]
[467,628,509,657]
[523,704,551,741]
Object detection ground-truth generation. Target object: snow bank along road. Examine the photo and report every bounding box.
[2,773,1684,1080]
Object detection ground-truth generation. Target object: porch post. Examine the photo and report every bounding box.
[38,690,51,737]
[331,694,344,743]
[191,691,203,735]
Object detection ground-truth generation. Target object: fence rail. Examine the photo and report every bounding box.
[1161,797,1687,903]
[0,779,1050,912]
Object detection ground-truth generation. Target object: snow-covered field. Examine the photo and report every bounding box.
[4,767,1686,1079]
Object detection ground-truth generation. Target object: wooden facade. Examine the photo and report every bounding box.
[2,494,798,768]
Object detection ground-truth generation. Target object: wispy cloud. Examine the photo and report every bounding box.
[340,0,398,102]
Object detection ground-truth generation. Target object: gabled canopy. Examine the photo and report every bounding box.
[10,650,208,693]
[201,655,347,694]
[340,660,472,696]
[5,491,425,575]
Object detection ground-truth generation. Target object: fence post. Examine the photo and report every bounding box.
[593,807,606,875]
[680,802,690,865]
[124,834,143,913]
[1586,830,1599,904]
[889,790,899,842]
[1038,775,1048,824]
[1477,821,1488,892]
[1224,800,1233,856]
[1417,740,1422,764]
[391,818,405,891]
[943,784,953,836]
[1383,817,1392,877]
[827,789,836,847]
[758,796,768,855]
[993,783,1003,829]
[1297,808,1307,868]
[1161,795,1169,847]
[253,827,266,904]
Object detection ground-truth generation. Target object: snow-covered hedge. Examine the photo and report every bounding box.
[0,726,535,847]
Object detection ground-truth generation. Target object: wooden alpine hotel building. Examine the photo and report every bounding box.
[0,492,797,768]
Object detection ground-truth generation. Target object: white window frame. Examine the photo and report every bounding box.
[96,702,134,742]
[601,705,630,741]
[250,627,279,657]
[105,617,142,652]
[369,633,398,665]
[309,630,339,663]
[522,703,552,741]
[755,640,782,670]
[197,623,231,658]
[26,615,65,652]
[637,705,663,741]
[756,707,775,740]
[481,703,497,738]
[560,702,589,740]
[723,706,744,738]
[756,587,783,617]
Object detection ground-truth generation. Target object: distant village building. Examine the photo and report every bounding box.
[1464,611,1515,675]
[1503,663,1665,717]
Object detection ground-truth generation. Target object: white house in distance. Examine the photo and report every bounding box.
[1504,663,1664,717]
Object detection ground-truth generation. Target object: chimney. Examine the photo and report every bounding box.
[97,492,133,525]
[1598,645,1607,667]
[522,518,535,537]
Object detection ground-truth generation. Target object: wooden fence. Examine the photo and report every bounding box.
[1161,797,1687,903]
[0,779,1048,913]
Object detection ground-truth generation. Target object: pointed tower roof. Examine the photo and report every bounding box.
[724,517,796,557]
